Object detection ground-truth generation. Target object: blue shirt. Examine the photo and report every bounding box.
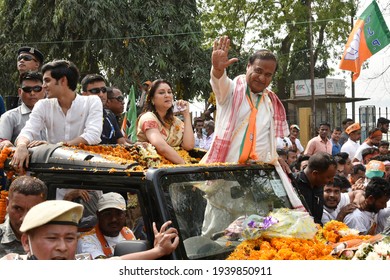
[331,139,341,156]
[0,95,5,117]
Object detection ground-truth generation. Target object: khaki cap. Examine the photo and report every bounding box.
[97,192,126,212]
[20,200,83,233]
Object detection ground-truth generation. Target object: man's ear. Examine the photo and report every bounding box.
[366,195,375,205]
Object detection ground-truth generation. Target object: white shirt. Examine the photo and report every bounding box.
[343,209,375,234]
[0,103,46,143]
[18,94,102,144]
[77,230,131,259]
[341,138,360,160]
[208,70,277,163]
[353,142,374,162]
[322,193,350,225]
[199,132,214,151]
[278,137,304,153]
[376,208,390,234]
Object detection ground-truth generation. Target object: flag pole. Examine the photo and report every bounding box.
[350,2,356,121]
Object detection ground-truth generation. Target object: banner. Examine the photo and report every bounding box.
[339,0,390,81]
[121,85,137,142]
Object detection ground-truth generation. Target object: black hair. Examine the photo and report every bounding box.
[342,118,354,125]
[362,147,379,159]
[295,154,310,170]
[19,71,43,85]
[81,74,106,92]
[9,175,48,199]
[307,152,337,173]
[334,152,349,165]
[379,140,389,147]
[365,177,390,199]
[141,79,174,127]
[248,49,278,72]
[353,163,366,174]
[41,60,79,91]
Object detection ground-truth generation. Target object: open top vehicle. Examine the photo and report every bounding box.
[2,143,295,260]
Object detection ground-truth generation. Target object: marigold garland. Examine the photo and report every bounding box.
[316,220,373,244]
[0,147,13,169]
[0,190,9,223]
[227,237,335,260]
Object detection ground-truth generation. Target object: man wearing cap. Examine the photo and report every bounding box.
[353,128,382,163]
[0,71,46,150]
[343,176,390,235]
[277,124,304,154]
[77,192,179,259]
[340,122,361,160]
[0,176,47,258]
[1,200,83,260]
[377,117,390,134]
[304,122,332,156]
[1,199,178,260]
[16,46,44,74]
[10,60,103,173]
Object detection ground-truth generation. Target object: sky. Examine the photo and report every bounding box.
[339,0,390,120]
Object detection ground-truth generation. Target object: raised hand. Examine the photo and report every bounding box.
[212,35,238,78]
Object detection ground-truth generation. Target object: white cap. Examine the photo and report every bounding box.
[97,192,126,212]
[20,200,83,233]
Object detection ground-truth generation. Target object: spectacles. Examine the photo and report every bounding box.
[21,86,43,93]
[108,95,124,102]
[17,54,37,62]
[87,87,107,94]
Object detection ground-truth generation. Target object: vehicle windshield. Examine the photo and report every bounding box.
[160,167,293,259]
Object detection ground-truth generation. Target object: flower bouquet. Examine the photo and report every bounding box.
[225,208,335,260]
[352,237,390,260]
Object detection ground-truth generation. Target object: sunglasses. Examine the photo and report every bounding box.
[17,54,37,62]
[88,87,107,94]
[108,95,124,102]
[21,86,43,93]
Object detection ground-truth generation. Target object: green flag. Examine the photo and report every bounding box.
[121,85,137,143]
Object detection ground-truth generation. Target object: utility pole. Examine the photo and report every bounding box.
[351,2,356,121]
[308,0,316,136]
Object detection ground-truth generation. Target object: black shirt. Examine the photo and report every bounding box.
[101,109,123,144]
[295,171,324,225]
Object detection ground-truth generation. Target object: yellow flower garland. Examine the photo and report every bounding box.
[227,237,335,260]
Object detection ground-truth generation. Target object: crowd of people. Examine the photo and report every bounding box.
[1,36,390,260]
[276,116,390,234]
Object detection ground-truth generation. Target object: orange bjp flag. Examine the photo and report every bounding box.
[339,1,390,82]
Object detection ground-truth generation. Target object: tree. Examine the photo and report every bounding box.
[198,0,357,100]
[0,0,210,105]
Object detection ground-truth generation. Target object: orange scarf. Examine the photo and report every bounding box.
[238,87,263,163]
[95,225,135,257]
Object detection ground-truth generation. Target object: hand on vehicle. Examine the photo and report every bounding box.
[153,221,179,256]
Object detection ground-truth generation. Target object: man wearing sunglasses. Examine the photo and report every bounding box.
[10,60,103,174]
[0,71,46,150]
[81,74,128,145]
[16,46,44,74]
[106,87,125,125]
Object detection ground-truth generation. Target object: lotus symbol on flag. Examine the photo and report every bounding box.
[345,27,361,61]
